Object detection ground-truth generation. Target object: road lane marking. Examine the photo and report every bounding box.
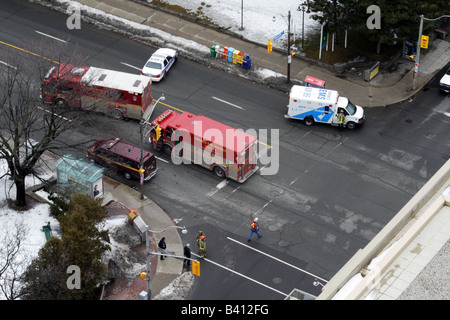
[227,236,329,283]
[121,62,142,71]
[212,96,245,110]
[0,40,60,64]
[0,60,17,69]
[35,30,67,43]
[207,179,228,197]
[190,252,289,298]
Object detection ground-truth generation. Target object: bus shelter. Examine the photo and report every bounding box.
[54,154,105,199]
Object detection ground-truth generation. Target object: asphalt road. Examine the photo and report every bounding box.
[1,0,449,300]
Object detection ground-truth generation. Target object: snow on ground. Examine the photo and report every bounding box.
[163,0,319,48]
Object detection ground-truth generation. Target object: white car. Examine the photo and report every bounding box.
[141,48,178,82]
[439,66,450,93]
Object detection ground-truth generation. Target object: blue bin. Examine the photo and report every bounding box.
[243,54,251,69]
[228,47,235,62]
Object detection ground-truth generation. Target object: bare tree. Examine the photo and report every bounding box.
[0,220,29,300]
[0,40,111,207]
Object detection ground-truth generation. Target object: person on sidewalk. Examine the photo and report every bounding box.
[248,218,261,242]
[196,231,206,258]
[184,243,191,267]
[158,237,166,260]
[338,109,345,129]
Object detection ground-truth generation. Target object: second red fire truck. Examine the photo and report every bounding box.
[149,110,259,182]
[42,63,153,121]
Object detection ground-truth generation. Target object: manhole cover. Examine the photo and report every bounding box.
[272,277,282,284]
[268,224,279,231]
[278,240,289,247]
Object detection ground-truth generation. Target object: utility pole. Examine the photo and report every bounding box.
[287,10,291,84]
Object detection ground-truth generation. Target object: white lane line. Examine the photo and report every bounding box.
[227,237,329,283]
[155,156,169,163]
[212,96,245,110]
[207,179,228,197]
[190,252,289,298]
[121,62,142,71]
[0,60,17,69]
[35,30,67,43]
[37,106,72,122]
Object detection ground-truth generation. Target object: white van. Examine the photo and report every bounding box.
[285,86,365,129]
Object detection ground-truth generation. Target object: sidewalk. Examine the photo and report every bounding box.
[100,176,186,300]
[46,0,450,107]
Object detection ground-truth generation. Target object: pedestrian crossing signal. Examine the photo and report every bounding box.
[192,260,200,276]
[267,40,273,53]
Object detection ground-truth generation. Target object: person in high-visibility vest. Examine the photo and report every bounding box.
[196,231,206,258]
[338,109,345,129]
[248,218,261,242]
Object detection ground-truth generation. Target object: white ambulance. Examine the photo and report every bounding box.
[285,86,365,129]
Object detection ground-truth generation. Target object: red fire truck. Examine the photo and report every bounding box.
[149,110,259,182]
[41,63,153,120]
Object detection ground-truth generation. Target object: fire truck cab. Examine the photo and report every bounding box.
[149,110,258,183]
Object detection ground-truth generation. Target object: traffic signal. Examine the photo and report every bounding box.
[155,125,161,140]
[267,40,273,53]
[192,260,200,276]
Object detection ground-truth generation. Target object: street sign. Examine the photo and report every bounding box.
[273,30,285,41]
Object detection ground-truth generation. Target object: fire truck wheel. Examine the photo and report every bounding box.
[304,116,315,126]
[111,108,124,120]
[162,144,172,155]
[55,98,67,107]
[213,166,226,179]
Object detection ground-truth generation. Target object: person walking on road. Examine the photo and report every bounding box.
[184,243,191,267]
[158,237,167,260]
[196,231,206,258]
[248,218,261,242]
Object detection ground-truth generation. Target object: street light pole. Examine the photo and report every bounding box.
[139,94,165,200]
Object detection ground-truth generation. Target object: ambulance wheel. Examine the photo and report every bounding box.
[162,144,172,155]
[213,166,226,179]
[111,108,124,120]
[304,116,315,126]
[346,121,356,130]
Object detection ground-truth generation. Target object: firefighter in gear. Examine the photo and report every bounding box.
[337,109,345,129]
[196,231,206,258]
